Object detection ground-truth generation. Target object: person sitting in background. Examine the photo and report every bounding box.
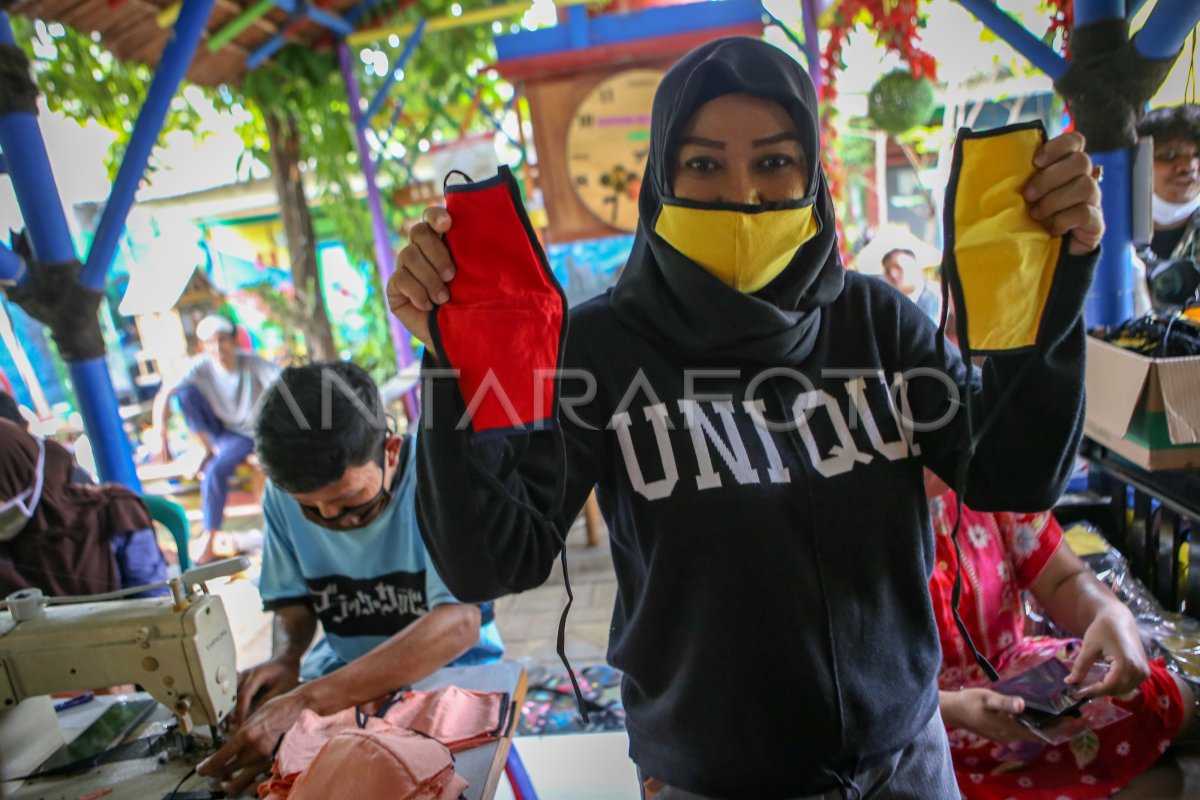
[197,361,503,797]
[881,247,941,322]
[926,470,1195,799]
[1139,104,1200,263]
[0,419,168,599]
[152,315,278,564]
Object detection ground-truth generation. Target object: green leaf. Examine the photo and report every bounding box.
[1070,729,1100,769]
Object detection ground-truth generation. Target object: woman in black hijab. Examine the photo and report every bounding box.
[391,38,1102,799]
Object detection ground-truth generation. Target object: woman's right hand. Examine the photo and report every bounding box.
[939,688,1041,744]
[387,207,457,352]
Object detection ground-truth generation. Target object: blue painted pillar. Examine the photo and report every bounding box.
[1076,0,1133,327]
[0,14,141,488]
[1,1,213,488]
[0,241,25,285]
[1086,149,1133,325]
[82,0,217,290]
[0,16,76,266]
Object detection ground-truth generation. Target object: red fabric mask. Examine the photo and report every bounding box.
[433,167,567,437]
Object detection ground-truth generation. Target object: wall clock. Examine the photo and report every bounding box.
[564,69,664,232]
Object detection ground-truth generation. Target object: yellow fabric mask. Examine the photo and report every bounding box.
[654,199,820,293]
[945,123,1063,353]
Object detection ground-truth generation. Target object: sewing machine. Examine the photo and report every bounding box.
[0,560,244,793]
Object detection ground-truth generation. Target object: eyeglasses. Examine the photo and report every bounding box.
[299,436,394,531]
[1155,146,1200,164]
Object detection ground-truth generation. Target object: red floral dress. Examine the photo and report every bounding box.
[928,491,1187,799]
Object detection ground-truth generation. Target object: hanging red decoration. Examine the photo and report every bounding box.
[1044,0,1074,52]
[815,0,936,254]
[819,0,937,107]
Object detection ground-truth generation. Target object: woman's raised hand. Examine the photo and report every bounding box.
[387,206,457,351]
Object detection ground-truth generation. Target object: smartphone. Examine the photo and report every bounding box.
[990,657,1083,718]
[38,697,157,773]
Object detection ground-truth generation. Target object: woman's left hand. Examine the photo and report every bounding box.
[1067,607,1151,698]
[1023,131,1105,256]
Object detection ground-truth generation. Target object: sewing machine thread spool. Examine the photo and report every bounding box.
[5,589,45,623]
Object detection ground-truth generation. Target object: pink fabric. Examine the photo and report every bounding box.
[382,686,507,752]
[289,728,467,800]
[259,709,397,799]
[259,687,506,799]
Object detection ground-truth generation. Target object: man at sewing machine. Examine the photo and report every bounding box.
[197,361,503,796]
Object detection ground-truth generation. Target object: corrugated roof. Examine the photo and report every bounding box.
[8,0,396,86]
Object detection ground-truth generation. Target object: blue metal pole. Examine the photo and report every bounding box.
[0,12,141,488]
[69,358,141,489]
[247,28,292,70]
[0,15,77,265]
[953,0,1068,80]
[305,6,352,36]
[0,241,25,286]
[1075,0,1134,328]
[1074,0,1123,26]
[1133,0,1200,59]
[358,18,427,133]
[81,0,216,291]
[1086,149,1134,325]
[503,747,539,800]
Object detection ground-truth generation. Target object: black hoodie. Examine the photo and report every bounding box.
[415,37,1095,798]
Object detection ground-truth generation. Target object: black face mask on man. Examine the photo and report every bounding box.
[299,439,393,531]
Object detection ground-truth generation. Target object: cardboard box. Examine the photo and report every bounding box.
[1084,337,1200,471]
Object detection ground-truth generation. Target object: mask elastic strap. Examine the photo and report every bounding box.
[27,437,45,515]
[443,170,474,194]
[942,292,1038,685]
[465,426,588,722]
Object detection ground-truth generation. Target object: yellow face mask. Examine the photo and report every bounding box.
[946,123,1063,353]
[654,199,820,293]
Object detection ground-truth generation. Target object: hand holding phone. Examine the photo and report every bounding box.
[990,658,1084,719]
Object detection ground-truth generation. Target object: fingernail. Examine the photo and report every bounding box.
[441,269,455,281]
[436,291,449,304]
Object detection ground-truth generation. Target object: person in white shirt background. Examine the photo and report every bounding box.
[152,315,279,563]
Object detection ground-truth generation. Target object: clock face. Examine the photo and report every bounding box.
[565,69,664,233]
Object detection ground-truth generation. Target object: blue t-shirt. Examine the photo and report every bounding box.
[258,437,503,674]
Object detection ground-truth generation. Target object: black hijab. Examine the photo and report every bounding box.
[610,37,845,366]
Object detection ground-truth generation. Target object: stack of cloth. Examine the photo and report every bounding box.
[259,686,510,800]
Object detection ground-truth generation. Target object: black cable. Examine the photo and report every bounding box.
[167,765,198,799]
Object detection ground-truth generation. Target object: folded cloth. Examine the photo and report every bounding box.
[258,686,506,799]
[381,686,509,752]
[290,727,468,800]
[259,709,393,800]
